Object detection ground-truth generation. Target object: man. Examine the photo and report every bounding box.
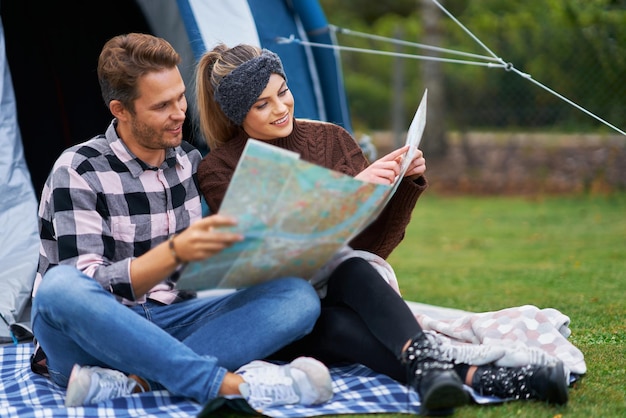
[30,33,332,412]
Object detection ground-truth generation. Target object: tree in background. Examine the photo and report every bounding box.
[319,0,625,135]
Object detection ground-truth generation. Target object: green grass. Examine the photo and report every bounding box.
[384,193,626,417]
[227,193,626,417]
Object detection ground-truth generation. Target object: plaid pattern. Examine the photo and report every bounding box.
[35,121,203,305]
[1,343,427,417]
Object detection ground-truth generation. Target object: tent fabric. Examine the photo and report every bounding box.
[179,0,329,126]
[0,18,39,343]
[0,0,351,198]
[0,0,154,199]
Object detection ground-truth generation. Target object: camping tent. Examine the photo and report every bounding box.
[0,0,352,342]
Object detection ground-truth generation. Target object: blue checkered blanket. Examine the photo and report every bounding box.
[4,299,586,418]
[1,343,435,417]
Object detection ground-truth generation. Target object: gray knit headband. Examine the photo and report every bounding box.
[214,49,287,125]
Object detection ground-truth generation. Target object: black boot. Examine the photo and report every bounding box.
[470,360,568,405]
[400,333,469,416]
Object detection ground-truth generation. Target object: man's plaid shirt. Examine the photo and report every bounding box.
[34,121,203,306]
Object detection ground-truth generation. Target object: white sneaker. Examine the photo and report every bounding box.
[236,357,333,411]
[65,364,140,407]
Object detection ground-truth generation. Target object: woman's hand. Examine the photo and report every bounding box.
[403,147,426,181]
[355,145,426,184]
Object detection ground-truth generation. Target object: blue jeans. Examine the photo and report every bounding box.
[31,265,320,404]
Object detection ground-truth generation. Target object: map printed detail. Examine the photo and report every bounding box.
[179,89,428,290]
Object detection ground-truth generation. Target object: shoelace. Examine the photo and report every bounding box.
[90,370,137,403]
[426,331,505,365]
[495,345,559,368]
[242,367,300,408]
[439,341,505,365]
[427,331,560,368]
[473,364,535,400]
[401,332,454,415]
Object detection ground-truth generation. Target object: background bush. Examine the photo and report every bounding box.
[320,0,626,134]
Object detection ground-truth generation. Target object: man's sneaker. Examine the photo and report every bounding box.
[65,364,140,407]
[235,356,333,411]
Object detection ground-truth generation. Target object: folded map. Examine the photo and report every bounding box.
[178,89,427,290]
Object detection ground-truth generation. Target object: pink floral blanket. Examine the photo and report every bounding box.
[408,302,587,378]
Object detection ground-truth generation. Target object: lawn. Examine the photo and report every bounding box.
[383,192,626,417]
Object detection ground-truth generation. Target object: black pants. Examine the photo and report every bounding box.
[269,257,423,383]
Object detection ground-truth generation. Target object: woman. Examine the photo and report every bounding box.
[194,43,568,415]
